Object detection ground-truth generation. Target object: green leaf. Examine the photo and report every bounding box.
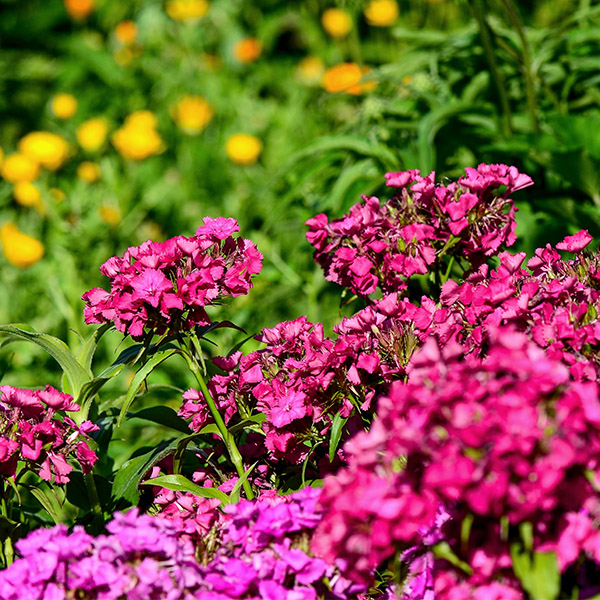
[0,325,90,405]
[128,406,191,434]
[229,462,258,503]
[26,484,65,525]
[76,323,111,376]
[112,440,180,505]
[117,348,178,427]
[510,546,559,600]
[140,474,229,504]
[329,413,348,462]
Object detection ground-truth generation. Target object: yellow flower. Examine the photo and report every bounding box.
[76,118,109,153]
[13,182,43,210]
[112,112,165,161]
[51,93,78,119]
[233,38,262,64]
[99,205,121,226]
[296,56,325,86]
[115,20,138,45]
[364,0,399,27]
[322,63,377,94]
[64,0,94,20]
[19,132,69,171]
[321,8,353,38]
[171,95,213,135]
[0,153,40,183]
[226,134,262,165]
[125,110,158,129]
[0,224,44,268]
[166,0,209,21]
[77,161,101,182]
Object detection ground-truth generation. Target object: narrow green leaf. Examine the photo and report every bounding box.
[511,545,559,600]
[27,485,64,525]
[229,462,258,503]
[76,323,111,376]
[0,325,90,403]
[112,440,180,504]
[117,349,178,427]
[128,406,191,434]
[329,413,348,462]
[140,474,230,504]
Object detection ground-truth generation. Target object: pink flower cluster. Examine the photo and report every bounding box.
[0,509,205,599]
[82,217,263,339]
[312,327,600,595]
[180,310,419,469]
[0,385,97,484]
[306,164,532,296]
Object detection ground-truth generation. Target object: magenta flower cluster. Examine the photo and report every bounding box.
[0,509,205,599]
[0,385,97,484]
[312,326,600,596]
[82,217,263,339]
[306,164,532,296]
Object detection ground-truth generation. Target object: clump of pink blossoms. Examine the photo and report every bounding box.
[306,163,532,297]
[0,385,98,484]
[82,217,263,339]
[312,327,600,597]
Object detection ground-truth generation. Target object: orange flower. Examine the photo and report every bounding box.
[322,63,377,95]
[64,0,94,20]
[171,95,213,135]
[233,38,262,64]
[321,8,353,38]
[364,0,399,27]
[115,20,138,46]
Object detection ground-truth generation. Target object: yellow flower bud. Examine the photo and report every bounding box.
[321,8,353,38]
[226,134,262,165]
[171,95,213,135]
[0,224,44,268]
[1,153,40,183]
[76,118,109,152]
[19,132,69,171]
[13,182,42,209]
[77,161,101,182]
[364,0,399,27]
[51,93,78,119]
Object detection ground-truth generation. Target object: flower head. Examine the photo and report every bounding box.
[364,0,399,26]
[76,117,109,152]
[171,95,213,134]
[51,93,78,119]
[226,134,262,165]
[233,37,262,63]
[0,224,44,268]
[19,132,69,170]
[322,63,376,94]
[322,8,353,38]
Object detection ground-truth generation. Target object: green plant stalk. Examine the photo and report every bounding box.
[470,0,512,135]
[183,336,254,501]
[84,472,104,534]
[500,0,539,133]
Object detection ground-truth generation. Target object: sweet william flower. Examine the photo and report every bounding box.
[556,230,593,253]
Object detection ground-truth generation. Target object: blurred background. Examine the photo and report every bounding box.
[0,0,599,385]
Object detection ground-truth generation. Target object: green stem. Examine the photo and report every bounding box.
[500,0,539,133]
[84,472,104,534]
[470,0,512,136]
[182,336,254,500]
